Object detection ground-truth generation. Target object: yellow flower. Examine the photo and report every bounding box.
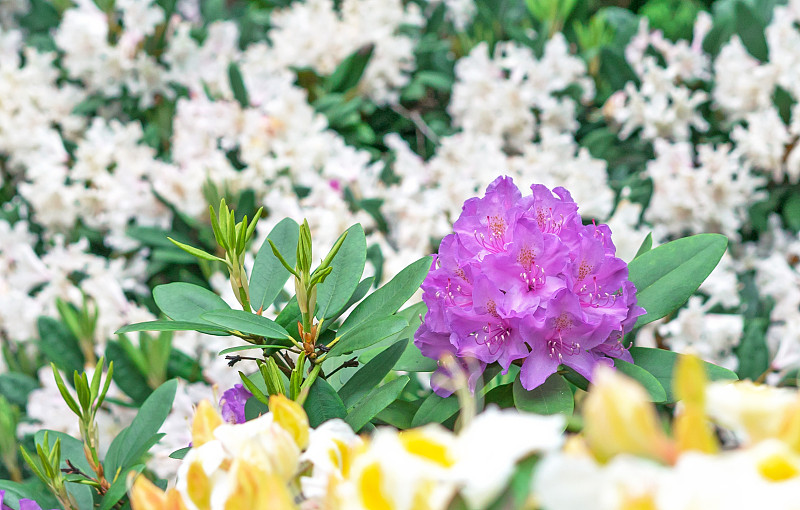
[269,393,310,450]
[192,400,223,448]
[130,474,188,510]
[583,365,673,464]
[224,459,298,510]
[673,354,718,454]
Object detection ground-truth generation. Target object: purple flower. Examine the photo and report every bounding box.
[414,176,645,394]
[0,491,56,510]
[219,383,252,424]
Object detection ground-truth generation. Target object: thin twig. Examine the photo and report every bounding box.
[326,357,359,378]
[390,104,440,145]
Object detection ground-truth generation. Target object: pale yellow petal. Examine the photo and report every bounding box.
[192,400,223,448]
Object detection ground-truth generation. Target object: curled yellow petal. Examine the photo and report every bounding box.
[164,489,188,510]
[130,475,167,510]
[224,459,297,510]
[269,393,310,450]
[673,354,718,454]
[192,400,223,448]
[358,462,394,510]
[583,365,673,464]
[398,428,455,468]
[186,459,211,510]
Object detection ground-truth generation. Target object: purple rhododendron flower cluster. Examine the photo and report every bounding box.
[414,176,645,394]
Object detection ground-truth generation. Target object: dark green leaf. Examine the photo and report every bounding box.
[105,379,177,477]
[326,316,408,358]
[628,234,728,327]
[735,318,770,381]
[169,447,191,460]
[153,282,230,323]
[512,373,573,416]
[0,373,38,408]
[303,376,347,427]
[630,347,738,402]
[375,399,421,429]
[100,464,144,510]
[338,256,432,336]
[345,376,409,432]
[244,397,270,420]
[634,232,653,259]
[483,383,515,408]
[37,317,84,375]
[201,309,293,340]
[326,44,375,93]
[106,341,151,404]
[411,393,459,427]
[315,224,366,320]
[250,218,299,314]
[338,340,407,408]
[115,320,229,335]
[735,1,768,61]
[228,62,249,107]
[613,359,667,402]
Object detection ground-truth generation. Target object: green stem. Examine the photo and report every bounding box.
[296,364,321,406]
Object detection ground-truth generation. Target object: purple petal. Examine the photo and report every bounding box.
[219,384,252,424]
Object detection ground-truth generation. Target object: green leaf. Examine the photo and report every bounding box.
[105,379,177,478]
[345,376,409,432]
[338,340,407,408]
[735,318,770,381]
[153,282,231,324]
[326,44,375,93]
[244,397,270,420]
[217,344,291,355]
[249,218,299,314]
[228,62,249,107]
[326,316,408,358]
[634,232,653,259]
[628,233,728,328]
[37,317,84,375]
[167,237,227,263]
[375,399,421,429]
[106,341,151,404]
[169,446,191,460]
[303,376,347,427]
[34,431,94,510]
[600,47,640,90]
[315,224,367,320]
[512,373,573,416]
[338,256,432,336]
[483,382,515,408]
[100,464,144,510]
[630,347,738,402]
[783,192,800,231]
[0,372,38,408]
[735,1,768,61]
[115,320,229,335]
[392,302,437,372]
[411,393,459,427]
[613,359,667,402]
[201,309,293,340]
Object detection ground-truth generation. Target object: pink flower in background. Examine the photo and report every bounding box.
[415,176,645,395]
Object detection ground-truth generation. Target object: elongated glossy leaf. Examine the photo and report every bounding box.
[303,376,347,427]
[228,62,249,107]
[512,373,573,416]
[339,256,432,336]
[613,358,667,403]
[736,1,768,61]
[201,309,293,340]
[217,344,290,355]
[153,282,231,324]
[628,234,728,327]
[392,302,438,372]
[338,340,407,408]
[37,317,84,375]
[105,379,177,477]
[250,218,299,314]
[315,224,367,320]
[345,376,409,432]
[375,399,421,429]
[100,464,144,510]
[327,316,408,358]
[735,318,769,381]
[630,347,738,402]
[115,320,229,335]
[633,232,653,259]
[411,393,459,427]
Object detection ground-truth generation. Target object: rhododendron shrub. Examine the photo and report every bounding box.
[415,176,644,393]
